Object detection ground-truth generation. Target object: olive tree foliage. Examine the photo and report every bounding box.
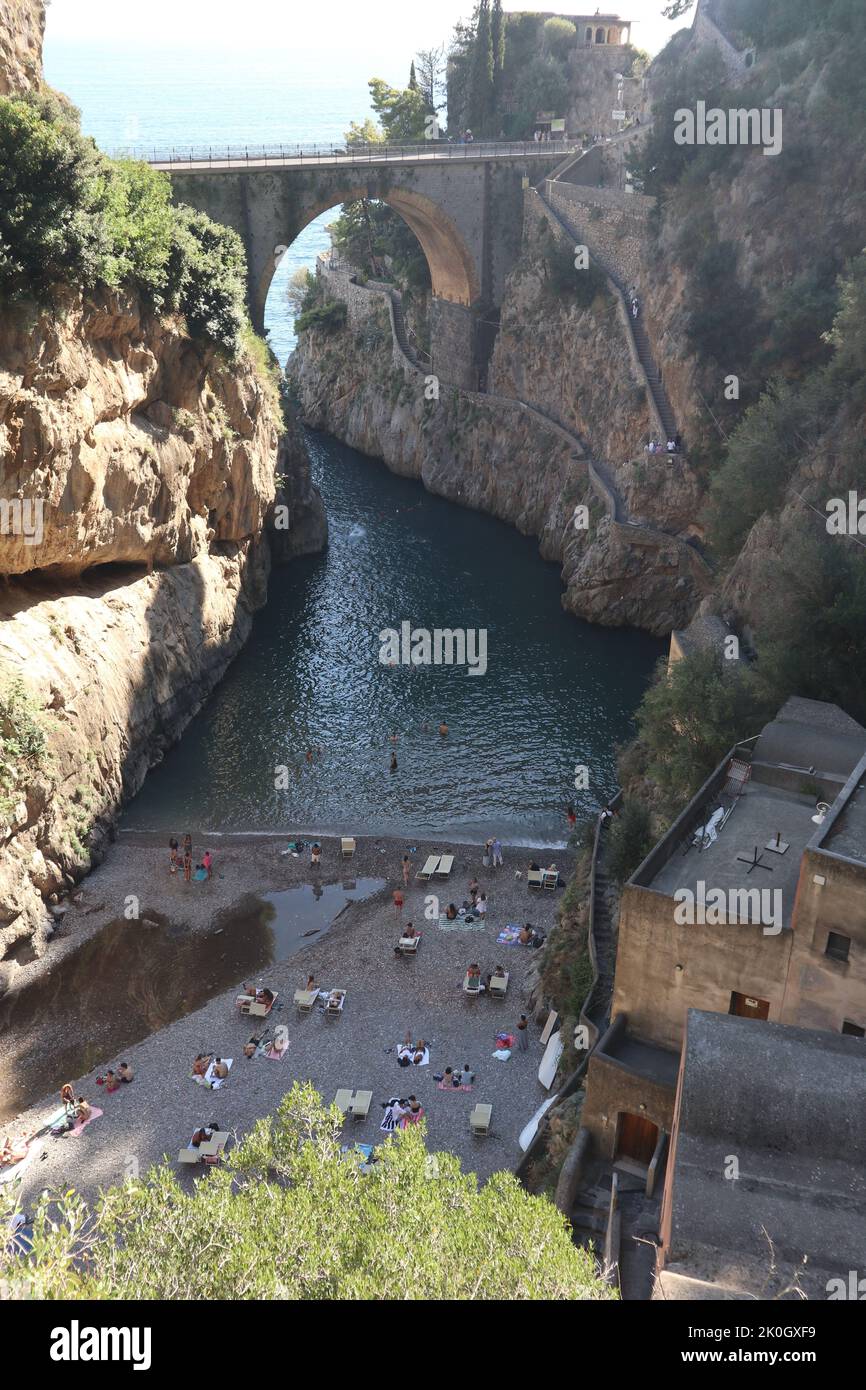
[1,1084,615,1301]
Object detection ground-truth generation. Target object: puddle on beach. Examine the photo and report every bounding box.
[0,879,385,1122]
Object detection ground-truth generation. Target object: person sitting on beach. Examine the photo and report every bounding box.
[242,983,256,997]
[465,963,483,991]
[459,1064,475,1087]
[434,1066,455,1085]
[476,893,488,917]
[104,1069,120,1094]
[518,924,534,946]
[76,1097,92,1123]
[528,859,540,873]
[305,975,317,992]
[257,987,274,1006]
[445,903,458,921]
[0,1134,29,1165]
[402,1097,424,1125]
[212,1058,229,1080]
[402,922,417,939]
[468,878,480,904]
[191,1126,215,1148]
[118,1062,134,1084]
[192,1054,211,1077]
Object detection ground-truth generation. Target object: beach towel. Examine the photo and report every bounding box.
[497,926,522,946]
[265,1044,289,1061]
[437,1081,473,1092]
[492,1049,511,1061]
[70,1106,103,1136]
[200,1059,233,1089]
[380,1099,404,1133]
[496,1033,514,1049]
[438,913,484,932]
[0,1137,45,1185]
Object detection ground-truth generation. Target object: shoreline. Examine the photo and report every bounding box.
[1,831,575,1143]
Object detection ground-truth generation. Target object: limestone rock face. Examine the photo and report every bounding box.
[0,286,325,959]
[0,0,44,97]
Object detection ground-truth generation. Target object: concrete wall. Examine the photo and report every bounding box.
[691,1,756,81]
[783,849,866,1034]
[611,884,794,1051]
[581,1047,677,1163]
[542,179,654,290]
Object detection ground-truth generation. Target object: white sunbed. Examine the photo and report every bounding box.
[351,1090,373,1121]
[489,971,509,998]
[416,855,441,881]
[341,837,357,859]
[324,990,346,1017]
[334,1088,354,1115]
[527,870,544,890]
[434,854,454,878]
[470,1104,492,1137]
[463,973,483,996]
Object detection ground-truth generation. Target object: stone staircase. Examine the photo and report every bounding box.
[535,183,679,444]
[587,857,616,1036]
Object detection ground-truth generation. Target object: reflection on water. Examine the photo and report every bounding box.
[124,433,664,845]
[0,879,384,1120]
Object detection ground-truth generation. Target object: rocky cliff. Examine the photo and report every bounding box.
[290,219,707,635]
[0,0,43,97]
[0,285,325,959]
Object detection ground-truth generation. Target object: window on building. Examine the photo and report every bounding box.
[842,1020,865,1037]
[826,931,851,963]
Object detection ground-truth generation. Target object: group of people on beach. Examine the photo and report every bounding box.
[169,834,212,883]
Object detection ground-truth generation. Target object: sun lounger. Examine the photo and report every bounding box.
[489,971,509,998]
[542,870,559,891]
[396,934,420,954]
[324,989,346,1017]
[351,1090,373,1122]
[416,854,440,881]
[294,988,318,1015]
[463,972,482,995]
[341,837,357,859]
[434,854,454,878]
[334,1089,354,1115]
[527,870,544,890]
[470,1104,492,1136]
[237,992,277,1017]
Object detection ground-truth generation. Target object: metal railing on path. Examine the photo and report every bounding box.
[123,138,575,171]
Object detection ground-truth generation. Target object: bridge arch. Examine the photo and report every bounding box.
[258,184,479,330]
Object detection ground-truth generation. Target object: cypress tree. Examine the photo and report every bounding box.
[491,0,506,114]
[408,60,418,91]
[470,0,494,131]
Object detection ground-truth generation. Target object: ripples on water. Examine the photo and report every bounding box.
[125,435,664,845]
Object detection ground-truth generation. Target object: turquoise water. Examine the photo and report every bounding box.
[44,36,664,846]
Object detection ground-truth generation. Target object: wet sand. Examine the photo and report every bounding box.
[2,832,573,1200]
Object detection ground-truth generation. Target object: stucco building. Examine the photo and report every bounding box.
[579,697,866,1177]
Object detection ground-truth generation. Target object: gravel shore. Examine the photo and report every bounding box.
[4,832,572,1204]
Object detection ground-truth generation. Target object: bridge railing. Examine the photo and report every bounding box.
[115,139,574,169]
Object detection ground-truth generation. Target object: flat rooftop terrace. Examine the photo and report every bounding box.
[649,782,816,930]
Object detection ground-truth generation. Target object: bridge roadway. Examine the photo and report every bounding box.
[139,138,574,173]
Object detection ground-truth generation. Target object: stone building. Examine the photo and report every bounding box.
[656,1010,866,1299]
[579,696,866,1178]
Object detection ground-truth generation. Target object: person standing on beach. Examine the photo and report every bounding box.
[183,848,192,883]
[402,855,411,888]
[492,838,503,869]
[202,850,213,879]
[169,837,179,870]
[393,888,404,917]
[517,1014,529,1051]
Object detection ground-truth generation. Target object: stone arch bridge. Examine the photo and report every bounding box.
[157,144,564,388]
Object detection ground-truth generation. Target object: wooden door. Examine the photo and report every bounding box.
[729,991,770,1020]
[616,1112,659,1167]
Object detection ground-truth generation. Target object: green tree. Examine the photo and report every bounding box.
[408,60,418,91]
[470,0,494,131]
[345,117,382,146]
[491,0,507,105]
[97,159,175,300]
[635,649,769,809]
[1,1084,615,1301]
[607,800,654,884]
[543,17,577,60]
[166,206,248,352]
[367,78,429,143]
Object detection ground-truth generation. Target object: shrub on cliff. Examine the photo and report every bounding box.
[635,650,770,812]
[607,800,654,884]
[0,1084,614,1301]
[0,93,248,352]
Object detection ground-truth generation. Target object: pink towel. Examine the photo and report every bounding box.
[437,1082,473,1092]
[265,1046,288,1061]
[70,1106,103,1136]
